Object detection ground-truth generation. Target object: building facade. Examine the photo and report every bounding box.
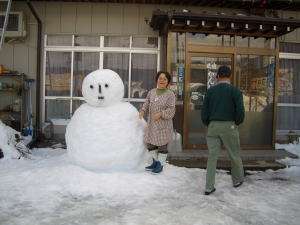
[0,0,300,150]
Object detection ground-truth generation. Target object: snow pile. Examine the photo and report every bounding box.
[0,120,21,159]
[276,142,300,158]
[0,147,300,225]
[276,143,300,173]
[66,69,147,171]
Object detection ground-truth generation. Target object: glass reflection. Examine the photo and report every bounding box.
[73,52,99,97]
[237,55,275,146]
[103,53,129,98]
[45,52,71,96]
[131,54,157,99]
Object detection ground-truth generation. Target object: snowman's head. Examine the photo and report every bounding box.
[82,69,124,107]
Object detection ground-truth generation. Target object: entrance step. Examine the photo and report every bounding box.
[168,149,298,171]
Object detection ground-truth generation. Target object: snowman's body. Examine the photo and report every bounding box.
[66,69,146,171]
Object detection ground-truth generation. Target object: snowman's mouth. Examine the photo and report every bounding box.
[98,96,104,100]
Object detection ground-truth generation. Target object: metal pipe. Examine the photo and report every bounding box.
[27,0,42,140]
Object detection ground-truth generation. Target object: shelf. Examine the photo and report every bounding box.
[0,89,19,92]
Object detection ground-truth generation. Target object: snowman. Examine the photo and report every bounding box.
[66,69,146,171]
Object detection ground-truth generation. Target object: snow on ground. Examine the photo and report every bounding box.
[0,144,300,225]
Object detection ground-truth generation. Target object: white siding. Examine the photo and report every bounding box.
[1,1,300,129]
[61,3,76,34]
[91,3,108,34]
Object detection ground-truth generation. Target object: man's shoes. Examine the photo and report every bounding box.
[151,161,163,174]
[204,188,216,195]
[233,181,243,188]
[145,159,157,171]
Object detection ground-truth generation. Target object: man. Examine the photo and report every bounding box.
[201,65,245,195]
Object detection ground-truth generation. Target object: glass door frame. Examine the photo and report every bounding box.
[184,51,234,149]
[183,43,279,150]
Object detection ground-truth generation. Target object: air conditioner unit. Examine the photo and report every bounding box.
[0,12,26,37]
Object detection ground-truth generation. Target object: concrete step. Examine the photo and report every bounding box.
[168,149,298,171]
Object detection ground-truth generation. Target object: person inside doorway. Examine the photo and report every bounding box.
[139,71,176,174]
[201,65,245,195]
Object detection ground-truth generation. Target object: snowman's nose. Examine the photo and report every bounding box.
[98,84,102,93]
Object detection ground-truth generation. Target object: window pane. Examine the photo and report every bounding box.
[249,37,275,49]
[277,106,300,130]
[46,52,71,96]
[168,32,186,101]
[72,100,85,114]
[187,33,222,46]
[237,55,275,146]
[74,35,100,47]
[223,35,234,47]
[236,37,249,47]
[279,59,300,104]
[131,54,157,99]
[73,52,99,97]
[45,99,70,120]
[104,36,130,47]
[47,35,72,46]
[132,36,158,48]
[280,42,300,53]
[103,53,129,98]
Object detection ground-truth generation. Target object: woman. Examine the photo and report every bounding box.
[139,71,176,174]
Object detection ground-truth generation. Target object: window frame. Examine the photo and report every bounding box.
[277,49,300,133]
[43,34,160,124]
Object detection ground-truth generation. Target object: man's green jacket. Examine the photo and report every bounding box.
[201,82,245,126]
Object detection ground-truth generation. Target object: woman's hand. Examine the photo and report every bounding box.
[139,111,144,119]
[153,112,162,121]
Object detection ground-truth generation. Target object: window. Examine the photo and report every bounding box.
[44,35,160,122]
[131,53,157,98]
[236,55,275,146]
[45,52,71,96]
[103,53,129,97]
[278,44,300,132]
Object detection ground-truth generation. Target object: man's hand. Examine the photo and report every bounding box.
[153,112,162,121]
[139,111,144,119]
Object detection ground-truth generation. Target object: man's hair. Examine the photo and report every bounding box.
[217,66,231,78]
[155,71,171,84]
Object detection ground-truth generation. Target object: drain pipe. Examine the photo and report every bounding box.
[27,0,42,140]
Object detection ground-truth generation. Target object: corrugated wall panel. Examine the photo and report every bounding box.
[0,45,14,69]
[91,3,108,34]
[13,44,29,74]
[76,3,92,34]
[123,4,139,35]
[107,4,123,34]
[61,3,77,34]
[45,2,61,34]
[138,4,156,35]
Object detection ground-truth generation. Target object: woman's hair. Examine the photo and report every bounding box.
[155,71,171,85]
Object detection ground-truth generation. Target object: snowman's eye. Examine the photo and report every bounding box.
[105,84,109,88]
[90,85,94,89]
